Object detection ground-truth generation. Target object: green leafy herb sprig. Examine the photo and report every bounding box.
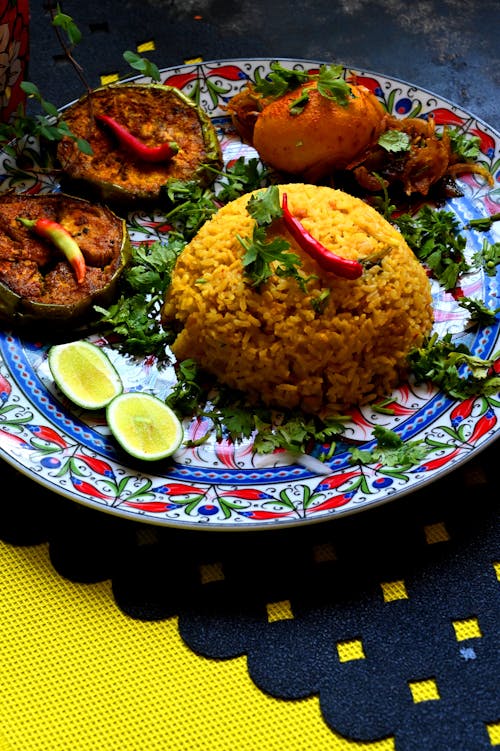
[378,130,411,154]
[0,7,92,158]
[458,296,500,326]
[447,128,481,162]
[237,185,313,289]
[165,359,207,415]
[349,425,430,467]
[160,158,270,240]
[407,332,500,399]
[253,61,352,111]
[166,357,347,453]
[394,205,468,290]
[205,156,271,202]
[252,413,345,455]
[123,50,161,82]
[161,179,219,240]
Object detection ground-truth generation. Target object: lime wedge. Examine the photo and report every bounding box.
[48,340,123,410]
[106,392,184,461]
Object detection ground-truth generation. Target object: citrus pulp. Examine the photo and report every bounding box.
[106,392,184,461]
[48,340,123,410]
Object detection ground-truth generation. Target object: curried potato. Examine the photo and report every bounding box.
[57,83,223,205]
[250,81,385,182]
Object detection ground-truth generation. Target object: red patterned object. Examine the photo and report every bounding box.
[0,0,29,124]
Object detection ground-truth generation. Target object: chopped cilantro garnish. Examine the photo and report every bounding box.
[378,130,411,153]
[166,359,207,415]
[310,287,331,314]
[349,425,430,467]
[160,178,218,239]
[253,62,351,108]
[447,128,481,161]
[239,228,298,287]
[253,62,311,98]
[458,296,500,326]
[246,184,283,225]
[394,205,468,290]
[164,357,347,453]
[315,64,352,106]
[253,413,344,455]
[407,332,500,399]
[95,238,184,364]
[238,186,309,289]
[208,156,270,203]
[289,89,310,116]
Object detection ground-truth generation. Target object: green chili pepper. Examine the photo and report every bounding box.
[17,216,86,284]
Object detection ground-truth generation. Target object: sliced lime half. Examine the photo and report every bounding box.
[48,340,123,410]
[106,391,184,461]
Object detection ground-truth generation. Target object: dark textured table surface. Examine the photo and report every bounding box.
[30,0,499,125]
[1,2,499,750]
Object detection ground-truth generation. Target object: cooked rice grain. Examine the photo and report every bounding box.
[161,184,433,415]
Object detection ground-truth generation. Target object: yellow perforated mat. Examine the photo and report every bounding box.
[0,540,394,751]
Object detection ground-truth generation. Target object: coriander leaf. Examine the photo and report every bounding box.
[311,287,330,314]
[253,413,344,455]
[316,64,352,106]
[369,172,397,220]
[238,227,296,287]
[253,61,311,98]
[378,130,411,153]
[166,359,208,416]
[214,157,270,202]
[372,425,403,447]
[240,186,316,291]
[407,332,500,399]
[95,292,172,360]
[246,185,282,226]
[217,405,256,441]
[161,178,218,239]
[95,239,183,364]
[349,426,430,467]
[458,296,500,326]
[253,62,351,107]
[253,414,313,454]
[394,205,468,290]
[447,128,481,161]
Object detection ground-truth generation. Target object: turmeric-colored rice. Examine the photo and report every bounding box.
[161,183,433,416]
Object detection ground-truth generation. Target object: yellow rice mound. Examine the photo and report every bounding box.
[161,183,433,416]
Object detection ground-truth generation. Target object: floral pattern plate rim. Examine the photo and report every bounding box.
[0,58,499,530]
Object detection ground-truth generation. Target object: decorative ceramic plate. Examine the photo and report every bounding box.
[1,58,499,529]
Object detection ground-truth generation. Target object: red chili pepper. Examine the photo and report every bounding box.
[95,114,179,163]
[281,193,363,279]
[17,216,86,284]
